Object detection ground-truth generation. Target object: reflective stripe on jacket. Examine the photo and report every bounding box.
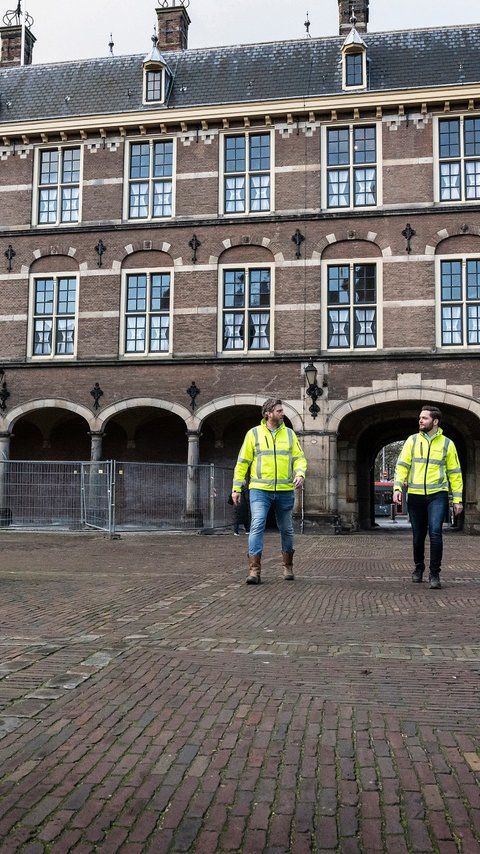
[393,428,463,502]
[232,420,307,492]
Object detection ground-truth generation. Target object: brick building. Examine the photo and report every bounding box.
[0,0,479,531]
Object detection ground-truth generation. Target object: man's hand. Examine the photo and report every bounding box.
[453,503,463,516]
[293,476,304,489]
[231,492,241,505]
[393,490,403,504]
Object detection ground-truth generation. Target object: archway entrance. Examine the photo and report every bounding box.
[338,400,471,530]
[102,407,187,462]
[10,408,90,460]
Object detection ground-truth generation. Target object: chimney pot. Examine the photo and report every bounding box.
[0,23,35,66]
[338,1,369,36]
[156,2,190,52]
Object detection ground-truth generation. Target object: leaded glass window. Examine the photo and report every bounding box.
[125,272,171,354]
[439,117,480,202]
[32,277,77,356]
[222,268,271,351]
[440,258,480,345]
[38,148,81,224]
[327,264,377,349]
[224,134,271,214]
[327,125,376,208]
[128,141,173,219]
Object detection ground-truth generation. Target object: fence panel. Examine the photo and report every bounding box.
[112,462,234,532]
[0,460,108,529]
[82,461,113,531]
[0,460,234,532]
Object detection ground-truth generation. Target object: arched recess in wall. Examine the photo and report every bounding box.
[28,253,80,357]
[329,387,480,531]
[6,399,93,461]
[120,249,174,357]
[98,397,192,463]
[217,244,275,353]
[196,394,303,466]
[321,238,382,349]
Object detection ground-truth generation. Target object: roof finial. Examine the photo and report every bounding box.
[350,2,357,27]
[304,11,311,38]
[2,0,34,28]
[108,33,114,56]
[152,25,159,48]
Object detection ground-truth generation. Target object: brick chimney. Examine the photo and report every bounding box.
[156,1,190,52]
[0,20,35,67]
[338,1,369,36]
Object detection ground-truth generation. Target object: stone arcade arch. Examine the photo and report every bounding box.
[329,386,480,532]
[97,398,194,463]
[2,400,94,461]
[196,394,303,465]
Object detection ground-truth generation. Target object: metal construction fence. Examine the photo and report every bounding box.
[0,460,235,534]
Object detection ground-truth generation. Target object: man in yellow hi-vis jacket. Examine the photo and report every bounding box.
[393,405,463,589]
[232,398,307,585]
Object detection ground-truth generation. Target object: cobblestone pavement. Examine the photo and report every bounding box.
[0,528,479,853]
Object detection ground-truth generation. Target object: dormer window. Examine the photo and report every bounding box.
[146,70,162,102]
[345,52,363,87]
[341,26,367,91]
[142,39,171,105]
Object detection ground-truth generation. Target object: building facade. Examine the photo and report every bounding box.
[1,0,480,530]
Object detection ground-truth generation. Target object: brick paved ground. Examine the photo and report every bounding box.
[0,527,479,853]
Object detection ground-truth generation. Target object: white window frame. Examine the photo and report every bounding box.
[342,49,367,91]
[434,114,480,204]
[33,145,83,227]
[321,122,382,210]
[120,268,173,358]
[123,138,176,221]
[218,263,274,355]
[28,273,79,360]
[220,130,274,215]
[435,254,480,349]
[321,258,382,351]
[143,67,166,105]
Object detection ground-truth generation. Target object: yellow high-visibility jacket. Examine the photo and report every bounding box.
[393,428,463,502]
[233,420,307,492]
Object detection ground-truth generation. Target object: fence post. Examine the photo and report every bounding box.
[209,463,215,529]
[80,464,86,527]
[109,460,116,536]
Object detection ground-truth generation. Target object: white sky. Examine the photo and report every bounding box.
[15,0,480,65]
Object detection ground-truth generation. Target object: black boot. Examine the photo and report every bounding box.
[429,572,441,589]
[411,564,424,583]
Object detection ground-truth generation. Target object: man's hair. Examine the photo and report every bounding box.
[262,398,282,418]
[421,404,442,423]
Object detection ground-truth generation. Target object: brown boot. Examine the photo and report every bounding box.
[246,553,261,585]
[282,550,295,581]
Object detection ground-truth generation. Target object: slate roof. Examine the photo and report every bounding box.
[1,23,480,126]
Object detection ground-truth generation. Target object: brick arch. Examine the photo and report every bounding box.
[4,399,94,433]
[210,235,282,264]
[111,241,174,269]
[311,229,390,259]
[121,249,174,269]
[96,398,197,432]
[327,385,480,434]
[427,228,480,254]
[196,394,303,432]
[28,249,79,272]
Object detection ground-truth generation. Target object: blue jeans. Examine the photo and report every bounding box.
[248,489,295,556]
[407,491,448,573]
